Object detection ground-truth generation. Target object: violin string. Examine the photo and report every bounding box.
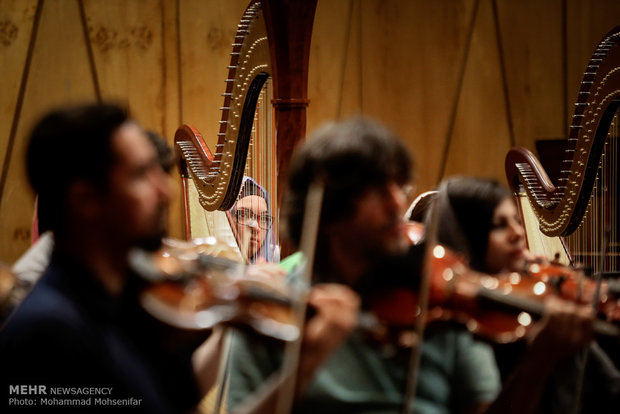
[400,184,445,414]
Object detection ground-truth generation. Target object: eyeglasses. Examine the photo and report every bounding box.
[233,208,273,230]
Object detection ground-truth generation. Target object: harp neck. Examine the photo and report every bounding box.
[506,26,620,238]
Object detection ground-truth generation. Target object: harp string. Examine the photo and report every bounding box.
[233,80,278,264]
[505,27,620,278]
[564,109,619,275]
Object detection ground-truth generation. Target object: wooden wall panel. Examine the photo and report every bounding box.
[443,0,512,183]
[161,0,180,140]
[1,0,619,264]
[177,0,247,151]
[495,0,565,148]
[360,0,474,192]
[307,0,361,125]
[0,0,97,262]
[160,0,183,239]
[83,0,165,131]
[308,0,477,194]
[0,0,37,180]
[566,0,620,125]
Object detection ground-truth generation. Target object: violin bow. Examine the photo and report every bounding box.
[208,213,251,414]
[210,329,232,414]
[401,183,449,414]
[207,209,252,414]
[275,178,325,414]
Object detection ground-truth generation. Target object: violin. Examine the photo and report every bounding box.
[365,240,620,349]
[129,238,300,342]
[521,259,620,323]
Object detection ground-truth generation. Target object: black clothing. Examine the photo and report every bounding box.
[0,252,200,413]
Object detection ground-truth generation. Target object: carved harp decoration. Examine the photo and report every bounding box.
[176,2,271,212]
[175,0,317,244]
[506,26,620,272]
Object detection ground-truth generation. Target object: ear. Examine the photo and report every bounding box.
[66,180,103,221]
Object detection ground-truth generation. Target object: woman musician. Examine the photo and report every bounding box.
[433,176,620,414]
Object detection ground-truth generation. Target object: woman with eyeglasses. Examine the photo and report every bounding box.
[230,177,278,263]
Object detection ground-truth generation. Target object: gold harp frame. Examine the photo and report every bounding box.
[175,0,318,247]
[506,26,620,269]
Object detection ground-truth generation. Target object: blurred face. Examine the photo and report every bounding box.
[233,195,271,260]
[329,181,409,261]
[101,122,171,251]
[484,198,526,274]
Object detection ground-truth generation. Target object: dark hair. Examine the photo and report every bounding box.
[146,130,176,174]
[283,117,413,247]
[26,103,129,234]
[436,177,512,271]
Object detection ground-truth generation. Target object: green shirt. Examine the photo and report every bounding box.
[228,326,499,414]
[227,253,500,413]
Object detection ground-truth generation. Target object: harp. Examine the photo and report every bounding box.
[175,0,317,262]
[505,26,620,276]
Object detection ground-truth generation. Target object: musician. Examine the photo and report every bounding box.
[228,118,508,414]
[230,177,278,263]
[434,176,620,414]
[7,130,176,311]
[0,103,223,413]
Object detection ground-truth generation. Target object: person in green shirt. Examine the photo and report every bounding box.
[227,118,593,414]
